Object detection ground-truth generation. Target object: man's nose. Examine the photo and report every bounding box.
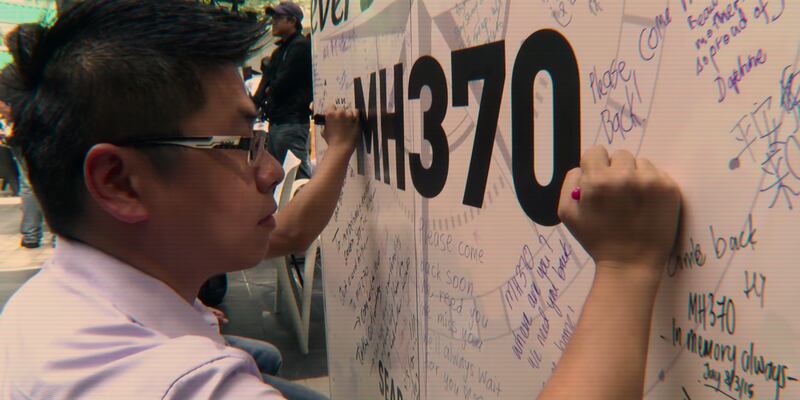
[255,153,285,194]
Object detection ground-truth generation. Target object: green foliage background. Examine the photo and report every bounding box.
[0,1,57,67]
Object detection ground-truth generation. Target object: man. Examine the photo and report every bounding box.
[0,54,45,249]
[258,1,313,178]
[252,55,271,118]
[8,123,44,249]
[0,1,357,398]
[0,2,682,400]
[0,115,18,197]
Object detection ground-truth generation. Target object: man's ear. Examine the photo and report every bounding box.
[83,144,150,224]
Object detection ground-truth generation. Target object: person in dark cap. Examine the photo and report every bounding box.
[0,27,45,247]
[259,1,313,178]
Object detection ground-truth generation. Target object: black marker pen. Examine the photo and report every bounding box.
[312,114,327,125]
[312,110,365,126]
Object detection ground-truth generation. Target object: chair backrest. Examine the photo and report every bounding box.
[290,178,310,199]
[275,151,302,211]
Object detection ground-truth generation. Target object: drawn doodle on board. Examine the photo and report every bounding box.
[726,68,800,210]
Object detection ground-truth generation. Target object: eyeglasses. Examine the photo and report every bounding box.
[118,131,268,166]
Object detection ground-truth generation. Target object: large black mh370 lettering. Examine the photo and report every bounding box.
[352,29,580,226]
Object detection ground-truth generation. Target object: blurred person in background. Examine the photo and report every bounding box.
[0,99,19,197]
[0,48,44,248]
[257,1,313,178]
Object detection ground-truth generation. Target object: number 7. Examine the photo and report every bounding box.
[451,41,506,208]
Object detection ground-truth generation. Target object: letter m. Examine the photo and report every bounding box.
[688,292,706,326]
[354,72,381,179]
[695,36,708,50]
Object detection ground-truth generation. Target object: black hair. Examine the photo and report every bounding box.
[0,65,22,115]
[5,0,267,237]
[0,26,32,115]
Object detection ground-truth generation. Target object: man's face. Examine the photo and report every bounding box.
[271,14,294,36]
[143,65,284,273]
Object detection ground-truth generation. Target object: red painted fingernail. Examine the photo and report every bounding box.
[571,186,581,201]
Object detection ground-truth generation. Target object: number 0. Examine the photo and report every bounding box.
[511,29,581,226]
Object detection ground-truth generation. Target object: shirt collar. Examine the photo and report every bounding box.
[50,238,224,344]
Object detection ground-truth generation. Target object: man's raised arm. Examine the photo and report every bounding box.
[265,108,359,257]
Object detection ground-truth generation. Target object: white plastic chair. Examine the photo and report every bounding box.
[269,152,319,354]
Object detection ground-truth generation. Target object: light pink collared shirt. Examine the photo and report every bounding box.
[0,239,285,399]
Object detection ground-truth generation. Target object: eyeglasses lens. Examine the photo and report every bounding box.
[248,133,266,166]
